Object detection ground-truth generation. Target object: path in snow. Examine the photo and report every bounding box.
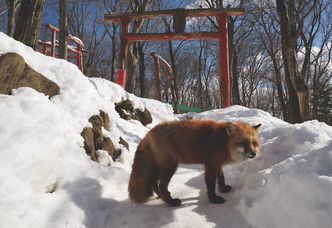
[63,166,253,228]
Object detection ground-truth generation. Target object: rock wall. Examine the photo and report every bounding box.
[0,53,60,97]
[81,110,127,163]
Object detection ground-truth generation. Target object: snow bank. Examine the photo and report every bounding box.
[0,33,175,228]
[192,106,332,228]
[0,32,331,228]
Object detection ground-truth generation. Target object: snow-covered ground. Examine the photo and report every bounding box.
[0,32,331,228]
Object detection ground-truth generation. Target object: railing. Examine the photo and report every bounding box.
[150,52,178,113]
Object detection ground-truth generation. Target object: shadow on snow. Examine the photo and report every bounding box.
[62,177,176,228]
[60,168,253,228]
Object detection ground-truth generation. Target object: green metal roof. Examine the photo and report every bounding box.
[177,105,203,113]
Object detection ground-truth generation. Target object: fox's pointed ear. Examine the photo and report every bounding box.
[226,122,237,136]
[253,124,262,129]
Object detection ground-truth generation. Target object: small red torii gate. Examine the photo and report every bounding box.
[36,24,84,72]
[104,8,245,107]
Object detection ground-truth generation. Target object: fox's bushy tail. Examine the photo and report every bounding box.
[128,141,159,203]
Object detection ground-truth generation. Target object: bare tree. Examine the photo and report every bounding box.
[308,1,332,123]
[67,0,107,76]
[6,0,20,37]
[13,0,45,48]
[255,1,289,121]
[276,0,311,123]
[59,0,68,59]
[124,0,151,93]
[103,0,120,82]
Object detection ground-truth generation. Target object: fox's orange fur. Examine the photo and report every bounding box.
[128,120,261,206]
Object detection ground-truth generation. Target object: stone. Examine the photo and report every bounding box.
[102,137,115,157]
[0,52,60,98]
[113,149,122,161]
[135,108,152,126]
[119,137,129,150]
[102,137,121,161]
[93,127,104,151]
[81,127,98,162]
[89,115,103,129]
[88,115,104,150]
[82,110,123,163]
[99,110,110,131]
[115,99,153,126]
[115,99,134,112]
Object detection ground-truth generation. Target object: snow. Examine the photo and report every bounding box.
[0,32,332,228]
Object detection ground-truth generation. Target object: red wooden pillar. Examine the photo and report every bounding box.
[116,17,130,88]
[218,13,231,107]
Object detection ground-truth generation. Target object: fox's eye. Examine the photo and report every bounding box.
[237,142,246,147]
[252,140,258,147]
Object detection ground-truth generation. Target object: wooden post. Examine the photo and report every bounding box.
[116,16,130,88]
[151,52,179,113]
[43,42,47,55]
[76,44,82,71]
[115,69,125,87]
[168,74,179,114]
[51,29,56,58]
[119,17,129,69]
[218,13,230,108]
[152,55,162,101]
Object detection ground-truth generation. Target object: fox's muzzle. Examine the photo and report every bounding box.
[241,151,256,159]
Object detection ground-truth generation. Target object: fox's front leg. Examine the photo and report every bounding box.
[205,164,225,204]
[217,167,232,193]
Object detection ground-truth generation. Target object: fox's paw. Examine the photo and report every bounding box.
[219,185,232,193]
[153,187,160,198]
[209,195,226,204]
[169,198,182,207]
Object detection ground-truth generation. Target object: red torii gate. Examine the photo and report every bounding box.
[104,8,245,107]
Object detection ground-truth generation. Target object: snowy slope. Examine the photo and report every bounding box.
[0,32,332,228]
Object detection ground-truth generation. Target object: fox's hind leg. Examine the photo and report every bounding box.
[157,161,181,206]
[152,176,160,197]
[205,164,225,204]
[217,168,232,193]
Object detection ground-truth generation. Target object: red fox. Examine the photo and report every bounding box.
[128,120,261,206]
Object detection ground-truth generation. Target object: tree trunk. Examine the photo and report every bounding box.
[59,0,68,60]
[7,0,19,37]
[198,43,204,110]
[276,0,311,123]
[272,59,289,121]
[231,49,241,105]
[138,42,146,97]
[228,17,241,105]
[168,41,179,104]
[125,44,138,93]
[13,0,45,49]
[110,24,117,82]
[124,0,149,93]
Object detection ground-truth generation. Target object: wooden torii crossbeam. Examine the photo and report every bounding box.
[104,8,245,107]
